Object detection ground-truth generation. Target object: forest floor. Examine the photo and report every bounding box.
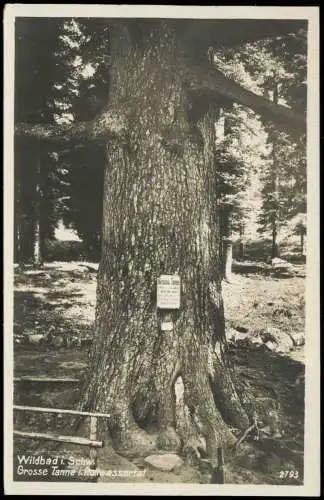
[12,260,305,486]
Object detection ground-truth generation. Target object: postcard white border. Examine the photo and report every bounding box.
[3,4,320,496]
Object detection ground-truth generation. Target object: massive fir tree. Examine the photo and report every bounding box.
[15,19,306,458]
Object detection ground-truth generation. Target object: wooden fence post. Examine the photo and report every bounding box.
[89,416,98,482]
[210,446,225,484]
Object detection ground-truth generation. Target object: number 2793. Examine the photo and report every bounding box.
[279,470,299,479]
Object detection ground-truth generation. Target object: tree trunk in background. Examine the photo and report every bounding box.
[271,223,279,259]
[14,175,23,264]
[238,222,245,261]
[15,222,22,263]
[14,142,28,264]
[32,149,42,266]
[14,143,25,265]
[220,208,233,282]
[14,141,43,265]
[81,23,249,460]
[215,108,233,282]
[271,84,280,260]
[223,238,233,283]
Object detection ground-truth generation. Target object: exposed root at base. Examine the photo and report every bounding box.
[112,425,157,458]
[156,426,181,452]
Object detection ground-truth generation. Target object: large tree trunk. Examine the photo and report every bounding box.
[81,23,249,460]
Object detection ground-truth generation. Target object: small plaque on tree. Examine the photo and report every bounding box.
[157,275,181,309]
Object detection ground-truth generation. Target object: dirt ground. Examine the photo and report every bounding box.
[12,261,305,485]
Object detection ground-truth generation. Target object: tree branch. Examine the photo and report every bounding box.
[189,68,306,134]
[15,108,126,144]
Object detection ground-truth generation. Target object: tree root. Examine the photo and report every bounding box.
[112,424,157,458]
[156,426,181,452]
[231,419,259,455]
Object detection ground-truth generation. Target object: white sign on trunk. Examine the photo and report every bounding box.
[157,275,181,309]
[160,321,174,331]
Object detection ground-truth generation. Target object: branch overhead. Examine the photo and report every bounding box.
[15,109,126,144]
[15,72,305,145]
[190,68,306,134]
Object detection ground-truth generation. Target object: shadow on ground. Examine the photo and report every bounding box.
[12,262,305,485]
[225,342,304,485]
[232,261,305,279]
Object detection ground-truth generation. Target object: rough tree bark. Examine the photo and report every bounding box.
[14,21,305,460]
[77,23,252,459]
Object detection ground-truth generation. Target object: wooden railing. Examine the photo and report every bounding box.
[13,404,110,481]
[14,377,80,383]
